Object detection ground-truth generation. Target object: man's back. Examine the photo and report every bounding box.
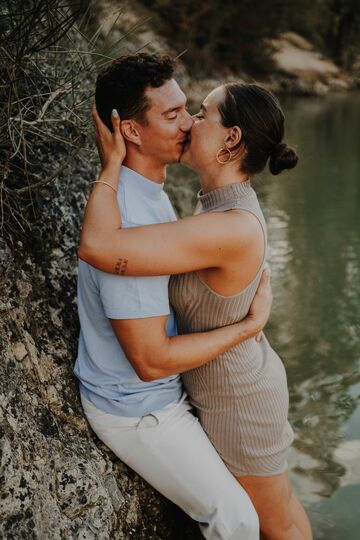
[74,166,182,416]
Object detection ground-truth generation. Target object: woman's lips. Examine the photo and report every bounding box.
[180,138,191,149]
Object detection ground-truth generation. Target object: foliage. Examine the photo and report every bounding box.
[139,0,360,74]
[326,0,360,68]
[139,0,289,76]
[283,0,360,68]
[0,0,130,240]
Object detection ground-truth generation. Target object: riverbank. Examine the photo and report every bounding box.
[106,1,360,101]
[174,31,360,102]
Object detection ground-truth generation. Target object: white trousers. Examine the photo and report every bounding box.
[81,393,259,540]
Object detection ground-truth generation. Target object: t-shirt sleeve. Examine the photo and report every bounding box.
[95,269,171,320]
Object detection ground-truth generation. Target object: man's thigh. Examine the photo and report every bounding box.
[81,395,259,540]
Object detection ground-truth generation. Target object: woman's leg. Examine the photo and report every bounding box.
[236,471,312,540]
[286,474,313,540]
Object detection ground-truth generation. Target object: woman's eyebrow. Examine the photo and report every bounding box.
[200,103,207,112]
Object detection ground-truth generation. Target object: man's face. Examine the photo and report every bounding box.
[136,79,193,165]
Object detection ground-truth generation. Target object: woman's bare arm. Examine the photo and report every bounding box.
[78,106,258,277]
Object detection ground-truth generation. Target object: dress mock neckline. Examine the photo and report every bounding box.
[198,180,253,211]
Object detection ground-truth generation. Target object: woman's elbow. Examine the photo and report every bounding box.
[77,236,102,266]
[78,243,94,264]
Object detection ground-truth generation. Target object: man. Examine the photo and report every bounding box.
[74,53,272,539]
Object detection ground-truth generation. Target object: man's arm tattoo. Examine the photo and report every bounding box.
[114,258,128,275]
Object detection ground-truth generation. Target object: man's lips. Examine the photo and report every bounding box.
[178,138,191,147]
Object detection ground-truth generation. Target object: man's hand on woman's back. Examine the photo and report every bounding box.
[247,266,272,341]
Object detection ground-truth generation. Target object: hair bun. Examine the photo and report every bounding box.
[269,142,298,175]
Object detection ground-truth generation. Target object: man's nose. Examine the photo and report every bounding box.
[180,110,194,132]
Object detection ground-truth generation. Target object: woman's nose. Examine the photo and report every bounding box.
[181,110,194,131]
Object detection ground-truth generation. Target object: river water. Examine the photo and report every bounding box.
[166,93,360,539]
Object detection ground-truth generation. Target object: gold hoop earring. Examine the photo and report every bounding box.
[216,147,232,164]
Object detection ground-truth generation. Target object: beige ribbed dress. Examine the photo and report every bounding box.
[169,181,294,477]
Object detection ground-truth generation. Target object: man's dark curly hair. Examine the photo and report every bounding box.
[95,53,176,131]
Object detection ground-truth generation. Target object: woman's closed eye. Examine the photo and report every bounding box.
[193,112,204,119]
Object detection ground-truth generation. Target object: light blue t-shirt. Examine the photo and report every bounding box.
[73,166,183,416]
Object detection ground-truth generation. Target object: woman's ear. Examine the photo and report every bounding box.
[121,120,141,146]
[225,126,242,150]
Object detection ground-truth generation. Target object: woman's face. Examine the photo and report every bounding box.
[180,85,229,172]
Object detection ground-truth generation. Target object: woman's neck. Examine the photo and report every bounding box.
[199,163,250,194]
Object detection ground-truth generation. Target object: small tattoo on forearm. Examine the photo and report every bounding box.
[114,258,128,275]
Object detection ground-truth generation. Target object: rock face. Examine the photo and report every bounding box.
[0,162,201,539]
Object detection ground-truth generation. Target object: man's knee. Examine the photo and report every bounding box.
[228,504,259,540]
[213,480,259,540]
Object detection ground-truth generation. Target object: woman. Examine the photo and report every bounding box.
[79,82,312,540]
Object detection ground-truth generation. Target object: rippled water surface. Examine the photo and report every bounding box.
[167,94,360,539]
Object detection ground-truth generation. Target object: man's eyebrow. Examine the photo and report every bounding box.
[162,100,187,115]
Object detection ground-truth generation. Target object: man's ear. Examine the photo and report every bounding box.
[121,120,141,146]
[225,126,242,150]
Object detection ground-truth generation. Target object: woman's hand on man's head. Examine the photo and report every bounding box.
[92,103,126,169]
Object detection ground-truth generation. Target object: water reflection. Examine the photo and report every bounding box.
[267,210,293,273]
[254,95,360,536]
[167,93,360,538]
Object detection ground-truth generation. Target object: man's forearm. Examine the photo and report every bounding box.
[113,269,271,382]
[144,318,259,380]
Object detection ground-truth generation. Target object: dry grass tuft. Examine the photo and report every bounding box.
[0,0,141,239]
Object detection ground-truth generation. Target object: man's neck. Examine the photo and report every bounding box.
[123,153,166,184]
